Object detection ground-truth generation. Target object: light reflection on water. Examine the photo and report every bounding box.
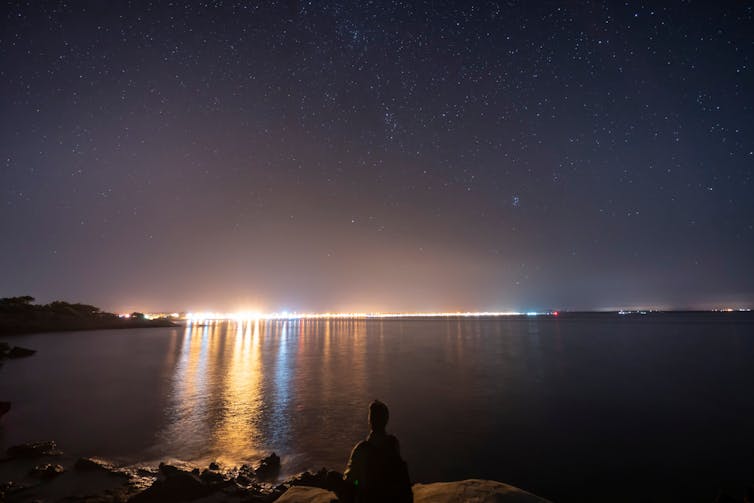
[1,315,753,501]
[148,319,376,472]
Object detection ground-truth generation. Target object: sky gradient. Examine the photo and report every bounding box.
[1,1,753,313]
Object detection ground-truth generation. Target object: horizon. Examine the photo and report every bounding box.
[5,293,753,316]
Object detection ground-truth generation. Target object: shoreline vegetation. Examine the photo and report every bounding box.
[0,297,176,336]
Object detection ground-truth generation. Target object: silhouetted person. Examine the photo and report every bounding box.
[342,400,412,503]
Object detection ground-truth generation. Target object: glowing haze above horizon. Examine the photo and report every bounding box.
[1,2,753,313]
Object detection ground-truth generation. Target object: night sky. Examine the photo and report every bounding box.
[1,1,752,313]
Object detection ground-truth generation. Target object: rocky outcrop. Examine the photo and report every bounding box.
[75,456,130,479]
[6,440,60,459]
[129,465,212,502]
[30,463,65,478]
[276,486,338,503]
[0,342,36,360]
[275,479,551,503]
[255,452,281,480]
[412,479,551,502]
[7,346,36,358]
[287,468,344,493]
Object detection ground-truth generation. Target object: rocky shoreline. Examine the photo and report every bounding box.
[0,442,550,503]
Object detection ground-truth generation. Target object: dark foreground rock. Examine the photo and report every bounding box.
[30,463,64,479]
[6,346,36,358]
[6,441,60,459]
[255,452,281,481]
[75,457,130,479]
[276,479,553,503]
[0,342,36,360]
[287,468,344,494]
[129,466,211,502]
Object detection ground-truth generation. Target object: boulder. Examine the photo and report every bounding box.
[75,457,129,478]
[236,473,253,486]
[254,452,280,481]
[412,479,551,503]
[30,463,65,478]
[129,468,211,502]
[8,346,36,358]
[288,468,344,494]
[208,461,220,471]
[275,486,338,503]
[158,462,181,477]
[276,479,551,503]
[0,481,32,499]
[199,468,226,485]
[7,440,59,458]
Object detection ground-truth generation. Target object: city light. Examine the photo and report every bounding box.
[179,310,561,323]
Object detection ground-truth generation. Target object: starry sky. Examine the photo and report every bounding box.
[1,1,752,313]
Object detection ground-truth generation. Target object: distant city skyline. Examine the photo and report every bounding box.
[2,2,752,312]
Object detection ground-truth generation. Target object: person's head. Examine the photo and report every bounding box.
[368,400,389,433]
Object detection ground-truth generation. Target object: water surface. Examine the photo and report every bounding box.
[1,314,753,501]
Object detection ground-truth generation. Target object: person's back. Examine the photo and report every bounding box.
[343,401,412,503]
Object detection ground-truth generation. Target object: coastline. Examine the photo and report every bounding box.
[0,296,178,337]
[0,318,178,337]
[0,445,551,502]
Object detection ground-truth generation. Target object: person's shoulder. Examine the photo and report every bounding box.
[351,440,370,455]
[354,439,370,449]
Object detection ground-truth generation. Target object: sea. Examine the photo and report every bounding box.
[1,313,752,502]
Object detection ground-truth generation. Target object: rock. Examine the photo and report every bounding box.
[236,473,253,486]
[30,463,65,478]
[8,346,36,358]
[412,479,551,503]
[254,452,280,481]
[0,481,33,499]
[75,457,109,471]
[276,480,551,503]
[234,463,256,487]
[136,467,159,478]
[199,469,225,485]
[7,440,59,458]
[129,468,211,502]
[75,457,129,478]
[287,468,344,493]
[284,469,347,501]
[158,462,181,477]
[0,401,10,418]
[208,461,220,471]
[275,486,338,503]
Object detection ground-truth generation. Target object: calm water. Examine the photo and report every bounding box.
[1,314,753,501]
